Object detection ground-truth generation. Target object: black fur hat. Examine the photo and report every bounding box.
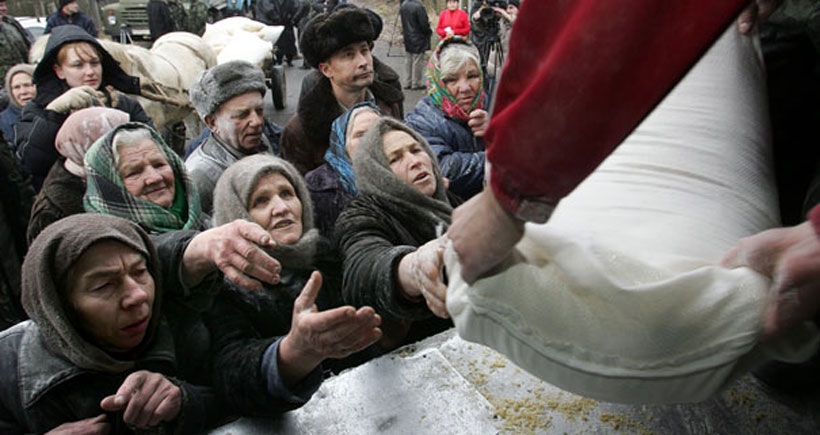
[300,8,376,68]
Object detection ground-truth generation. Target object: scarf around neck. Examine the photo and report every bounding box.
[325,101,382,195]
[424,36,485,123]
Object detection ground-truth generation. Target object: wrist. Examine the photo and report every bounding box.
[397,254,424,301]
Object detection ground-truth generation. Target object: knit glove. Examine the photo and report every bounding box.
[46,86,103,113]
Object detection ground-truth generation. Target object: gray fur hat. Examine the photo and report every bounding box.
[300,7,376,68]
[189,60,266,118]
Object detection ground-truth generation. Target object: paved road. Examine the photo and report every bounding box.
[265,39,425,127]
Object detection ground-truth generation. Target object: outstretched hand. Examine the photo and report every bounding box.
[100,371,182,429]
[721,220,820,340]
[398,237,449,318]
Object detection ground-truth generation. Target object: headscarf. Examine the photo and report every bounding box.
[353,117,452,224]
[21,213,166,373]
[4,63,35,109]
[424,36,485,122]
[84,122,204,233]
[55,107,129,178]
[213,154,320,271]
[325,101,381,195]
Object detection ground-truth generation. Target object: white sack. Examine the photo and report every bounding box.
[215,30,274,66]
[202,16,283,66]
[445,26,820,404]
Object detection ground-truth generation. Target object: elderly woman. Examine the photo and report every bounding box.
[336,117,456,351]
[209,154,382,416]
[0,214,224,434]
[27,107,129,244]
[0,64,35,147]
[305,101,381,238]
[15,25,151,190]
[405,37,489,200]
[84,122,204,233]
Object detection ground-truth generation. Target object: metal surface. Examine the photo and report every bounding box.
[211,329,820,434]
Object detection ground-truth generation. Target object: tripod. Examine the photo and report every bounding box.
[478,37,504,92]
[387,3,404,57]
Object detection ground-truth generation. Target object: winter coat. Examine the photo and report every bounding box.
[184,132,274,215]
[281,74,404,174]
[305,162,355,239]
[404,96,485,199]
[44,10,98,37]
[0,104,20,146]
[0,141,32,330]
[0,16,33,84]
[436,8,470,38]
[147,0,176,40]
[400,0,432,54]
[15,26,149,191]
[26,160,85,245]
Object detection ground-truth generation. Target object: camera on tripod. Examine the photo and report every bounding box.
[478,0,506,27]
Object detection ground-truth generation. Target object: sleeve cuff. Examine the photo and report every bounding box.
[489,165,555,224]
[261,338,322,405]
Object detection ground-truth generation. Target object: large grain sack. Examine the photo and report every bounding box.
[202,16,283,67]
[444,26,819,404]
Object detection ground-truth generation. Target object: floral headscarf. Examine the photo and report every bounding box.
[424,36,486,122]
[325,101,382,195]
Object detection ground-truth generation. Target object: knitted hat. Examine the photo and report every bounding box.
[189,60,266,118]
[4,64,35,108]
[300,8,375,68]
[60,0,77,9]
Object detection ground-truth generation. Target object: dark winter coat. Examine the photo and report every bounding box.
[44,10,98,37]
[400,0,432,54]
[305,162,355,239]
[404,96,485,199]
[147,0,176,40]
[0,140,32,330]
[0,104,20,146]
[256,0,300,59]
[15,26,149,190]
[26,160,85,245]
[281,74,404,174]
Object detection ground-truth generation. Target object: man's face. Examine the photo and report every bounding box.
[207,91,265,154]
[63,1,79,14]
[318,41,374,93]
[0,2,8,18]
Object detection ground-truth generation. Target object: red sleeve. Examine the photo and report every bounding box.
[809,205,820,237]
[486,0,748,221]
[453,10,471,37]
[436,11,448,38]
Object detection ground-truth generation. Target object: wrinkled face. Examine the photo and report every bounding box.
[447,0,459,11]
[118,138,176,208]
[319,41,374,93]
[383,129,436,197]
[209,91,265,154]
[67,241,154,353]
[443,59,481,113]
[345,110,380,158]
[248,172,304,245]
[54,43,102,89]
[9,72,36,107]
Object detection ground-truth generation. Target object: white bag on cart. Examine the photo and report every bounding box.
[445,26,820,404]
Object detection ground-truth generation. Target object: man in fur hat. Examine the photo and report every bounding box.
[280,6,405,174]
[185,60,276,215]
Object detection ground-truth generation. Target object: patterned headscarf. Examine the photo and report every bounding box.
[55,107,129,178]
[325,101,382,195]
[84,122,204,233]
[424,36,485,122]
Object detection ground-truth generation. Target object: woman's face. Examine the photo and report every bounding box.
[248,172,304,245]
[383,129,436,197]
[9,72,35,107]
[54,42,102,89]
[443,59,481,113]
[67,240,154,353]
[345,110,380,158]
[117,137,176,208]
[447,0,459,11]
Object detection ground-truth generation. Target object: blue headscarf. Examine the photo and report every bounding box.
[324,101,381,195]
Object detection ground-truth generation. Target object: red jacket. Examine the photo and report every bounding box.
[436,9,470,38]
[485,0,748,222]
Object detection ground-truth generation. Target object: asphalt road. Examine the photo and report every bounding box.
[264,38,426,127]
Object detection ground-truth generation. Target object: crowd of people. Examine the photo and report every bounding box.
[0,0,819,432]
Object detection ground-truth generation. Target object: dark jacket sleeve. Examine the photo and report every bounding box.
[115,94,154,127]
[172,381,227,434]
[15,103,66,190]
[335,199,434,320]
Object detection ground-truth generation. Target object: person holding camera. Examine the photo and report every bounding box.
[469,0,511,87]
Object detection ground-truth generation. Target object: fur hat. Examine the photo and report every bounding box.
[300,8,375,68]
[189,60,266,118]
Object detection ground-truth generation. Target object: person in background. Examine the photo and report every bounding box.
[405,37,488,199]
[436,0,470,39]
[283,6,404,174]
[15,25,150,191]
[44,0,98,37]
[305,101,381,238]
[0,0,33,111]
[336,117,455,352]
[147,0,176,41]
[400,0,433,91]
[207,154,382,417]
[256,0,301,67]
[27,107,129,244]
[185,60,275,215]
[0,64,35,148]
